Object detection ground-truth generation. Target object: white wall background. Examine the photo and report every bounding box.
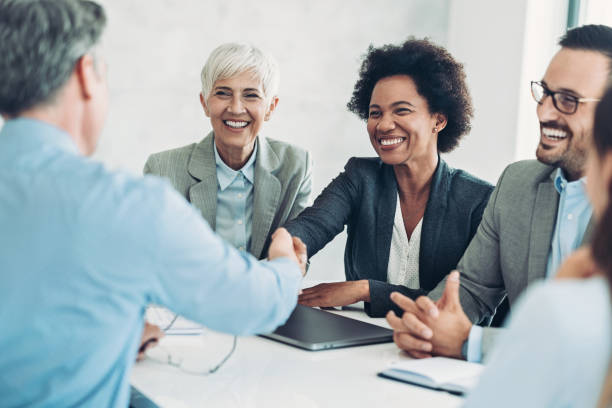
[444,0,568,180]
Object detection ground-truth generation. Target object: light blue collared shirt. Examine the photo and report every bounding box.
[466,168,591,363]
[0,119,300,407]
[464,278,611,407]
[545,168,592,277]
[214,140,256,252]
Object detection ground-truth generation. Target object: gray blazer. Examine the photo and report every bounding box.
[429,159,594,359]
[144,132,312,259]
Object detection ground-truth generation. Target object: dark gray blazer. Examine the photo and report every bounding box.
[284,157,493,317]
[144,132,312,259]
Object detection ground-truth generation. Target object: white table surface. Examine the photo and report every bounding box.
[131,307,463,408]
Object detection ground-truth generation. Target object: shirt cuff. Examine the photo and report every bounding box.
[466,325,483,363]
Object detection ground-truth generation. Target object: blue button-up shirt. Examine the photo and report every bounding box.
[214,140,256,252]
[545,168,592,277]
[0,119,300,407]
[466,168,591,363]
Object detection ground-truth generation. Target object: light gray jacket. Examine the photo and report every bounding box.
[144,132,312,259]
[429,160,594,359]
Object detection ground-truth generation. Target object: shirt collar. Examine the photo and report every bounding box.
[213,139,257,191]
[553,167,587,194]
[0,117,78,154]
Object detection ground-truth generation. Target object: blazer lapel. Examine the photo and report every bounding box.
[375,163,398,282]
[187,132,218,229]
[419,158,448,289]
[527,172,559,283]
[251,137,281,258]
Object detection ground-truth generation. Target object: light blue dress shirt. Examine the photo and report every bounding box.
[545,168,592,277]
[464,277,611,407]
[0,119,301,407]
[214,140,256,252]
[465,168,592,362]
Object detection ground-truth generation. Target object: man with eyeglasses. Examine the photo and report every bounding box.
[0,1,306,406]
[387,24,612,363]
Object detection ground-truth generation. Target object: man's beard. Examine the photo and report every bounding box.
[535,123,587,180]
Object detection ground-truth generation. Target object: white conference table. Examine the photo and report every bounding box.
[131,306,463,408]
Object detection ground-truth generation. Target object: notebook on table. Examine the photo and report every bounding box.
[378,357,485,395]
[260,305,393,351]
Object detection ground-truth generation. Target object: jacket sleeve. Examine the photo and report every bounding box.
[284,158,360,258]
[429,167,510,325]
[366,280,428,317]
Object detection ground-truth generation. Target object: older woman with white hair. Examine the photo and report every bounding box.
[145,43,312,259]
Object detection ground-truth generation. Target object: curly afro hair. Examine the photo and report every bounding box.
[347,38,473,153]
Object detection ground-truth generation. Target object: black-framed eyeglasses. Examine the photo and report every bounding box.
[530,81,600,114]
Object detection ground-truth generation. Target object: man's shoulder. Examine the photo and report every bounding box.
[49,156,175,224]
[85,160,172,203]
[500,159,555,185]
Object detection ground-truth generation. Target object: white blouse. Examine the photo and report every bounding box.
[386,194,422,289]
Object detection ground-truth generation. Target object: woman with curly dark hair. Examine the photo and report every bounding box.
[284,38,493,317]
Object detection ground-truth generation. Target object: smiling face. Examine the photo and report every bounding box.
[535,48,610,180]
[366,75,444,167]
[200,70,278,158]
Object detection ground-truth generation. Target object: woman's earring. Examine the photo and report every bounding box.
[433,127,438,133]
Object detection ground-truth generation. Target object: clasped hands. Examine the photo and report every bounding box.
[268,227,308,276]
[386,270,472,359]
[385,248,600,360]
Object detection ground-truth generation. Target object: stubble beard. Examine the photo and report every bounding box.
[536,138,587,181]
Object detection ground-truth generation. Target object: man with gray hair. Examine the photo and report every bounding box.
[0,1,306,406]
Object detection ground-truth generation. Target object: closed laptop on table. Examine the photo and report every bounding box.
[260,305,393,351]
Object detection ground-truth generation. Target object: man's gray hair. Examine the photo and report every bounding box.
[0,0,106,116]
[200,43,280,102]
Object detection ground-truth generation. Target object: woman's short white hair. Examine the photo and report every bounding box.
[200,43,280,102]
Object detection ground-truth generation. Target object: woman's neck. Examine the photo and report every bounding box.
[393,154,439,198]
[215,140,256,170]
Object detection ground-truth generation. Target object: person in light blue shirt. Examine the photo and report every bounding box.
[144,42,312,259]
[386,24,612,363]
[464,81,612,408]
[0,1,305,407]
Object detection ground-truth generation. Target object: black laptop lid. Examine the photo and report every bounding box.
[261,305,393,351]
